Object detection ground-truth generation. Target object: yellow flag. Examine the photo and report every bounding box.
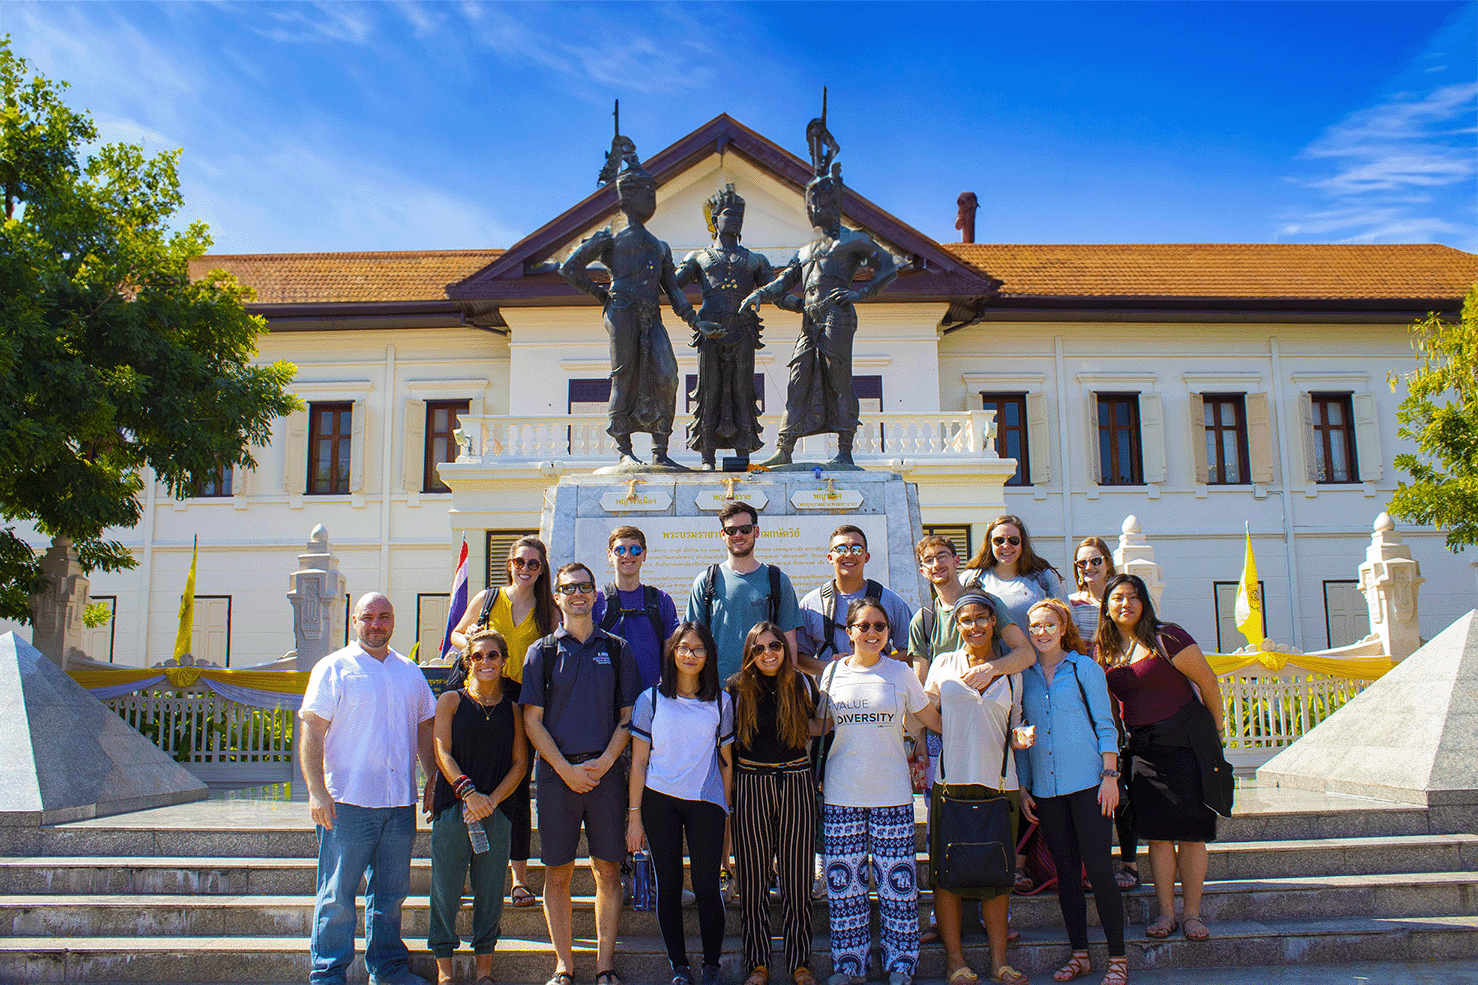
[1234,525,1264,650]
[173,535,199,661]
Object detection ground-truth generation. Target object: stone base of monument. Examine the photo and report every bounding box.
[540,469,927,612]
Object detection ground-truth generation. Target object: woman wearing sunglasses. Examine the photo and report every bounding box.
[449,535,554,909]
[429,628,529,985]
[627,622,735,985]
[1067,537,1116,644]
[818,599,941,985]
[728,622,823,985]
[963,515,1069,639]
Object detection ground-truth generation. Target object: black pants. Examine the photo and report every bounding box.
[1034,786,1125,957]
[643,787,727,970]
[733,763,815,974]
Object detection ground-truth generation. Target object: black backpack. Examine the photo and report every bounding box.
[700,563,784,625]
[599,583,667,648]
[539,632,629,726]
[815,578,884,662]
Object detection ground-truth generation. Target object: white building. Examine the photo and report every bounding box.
[12,115,1477,667]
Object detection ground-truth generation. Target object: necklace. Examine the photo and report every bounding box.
[465,687,502,721]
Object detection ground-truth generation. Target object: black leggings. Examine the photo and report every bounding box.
[642,787,727,970]
[1034,786,1125,957]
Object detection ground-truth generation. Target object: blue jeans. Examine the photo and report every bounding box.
[311,803,417,984]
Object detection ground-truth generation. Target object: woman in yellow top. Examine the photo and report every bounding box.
[451,535,555,908]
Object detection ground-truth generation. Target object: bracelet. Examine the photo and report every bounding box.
[1100,769,1121,779]
[628,807,641,812]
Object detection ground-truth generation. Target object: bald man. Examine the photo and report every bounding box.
[300,593,437,985]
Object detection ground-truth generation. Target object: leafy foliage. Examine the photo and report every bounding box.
[0,40,299,622]
[1387,283,1478,551]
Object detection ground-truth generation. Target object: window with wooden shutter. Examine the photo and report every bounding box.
[402,398,426,493]
[1311,392,1358,483]
[980,393,1029,485]
[424,400,470,493]
[1246,392,1275,484]
[486,529,542,589]
[284,408,309,495]
[309,403,353,495]
[1095,393,1143,485]
[1201,394,1250,485]
[1351,393,1383,483]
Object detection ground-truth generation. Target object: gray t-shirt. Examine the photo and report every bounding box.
[797,581,912,660]
[964,568,1069,638]
[686,563,804,683]
[520,625,642,781]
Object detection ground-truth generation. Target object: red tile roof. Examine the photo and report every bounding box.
[188,250,503,304]
[942,243,1478,300]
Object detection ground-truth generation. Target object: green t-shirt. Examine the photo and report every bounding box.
[907,591,1011,663]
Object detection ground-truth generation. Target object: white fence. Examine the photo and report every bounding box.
[106,688,297,787]
[1215,666,1375,769]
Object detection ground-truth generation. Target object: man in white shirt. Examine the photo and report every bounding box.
[300,593,438,985]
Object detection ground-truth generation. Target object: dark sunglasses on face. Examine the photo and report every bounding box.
[1076,557,1105,569]
[850,620,889,633]
[829,544,865,557]
[470,651,505,662]
[611,545,644,557]
[510,557,542,571]
[722,523,756,536]
[992,535,1021,547]
[749,640,786,656]
[556,582,595,595]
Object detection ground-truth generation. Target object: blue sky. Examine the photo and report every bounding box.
[5,1,1474,254]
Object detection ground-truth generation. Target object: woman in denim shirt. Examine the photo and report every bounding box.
[1018,600,1126,985]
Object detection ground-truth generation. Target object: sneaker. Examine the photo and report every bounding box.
[673,967,695,985]
[811,877,826,901]
[826,975,864,985]
[887,972,912,985]
[682,888,697,907]
[701,965,722,985]
[719,869,735,904]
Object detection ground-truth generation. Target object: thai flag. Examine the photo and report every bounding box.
[440,538,469,659]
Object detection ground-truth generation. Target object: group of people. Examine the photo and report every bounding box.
[299,506,1231,985]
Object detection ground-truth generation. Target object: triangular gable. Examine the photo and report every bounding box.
[450,114,999,302]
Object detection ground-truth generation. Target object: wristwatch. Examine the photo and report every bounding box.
[1100,769,1121,779]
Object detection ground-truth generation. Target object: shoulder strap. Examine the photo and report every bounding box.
[642,585,665,648]
[865,579,883,602]
[703,563,720,623]
[922,598,936,652]
[1069,660,1101,737]
[767,564,782,623]
[819,581,839,662]
[598,584,621,631]
[477,588,498,628]
[998,676,1014,785]
[541,638,557,696]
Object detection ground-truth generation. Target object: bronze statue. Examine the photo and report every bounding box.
[675,184,776,470]
[561,152,719,469]
[742,158,898,469]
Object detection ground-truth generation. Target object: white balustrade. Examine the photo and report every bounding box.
[1214,665,1374,769]
[105,688,297,786]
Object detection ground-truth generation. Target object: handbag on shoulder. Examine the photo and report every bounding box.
[934,678,1017,891]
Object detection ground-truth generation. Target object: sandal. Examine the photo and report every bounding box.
[991,966,1029,985]
[745,967,770,985]
[512,884,539,907]
[1053,952,1091,982]
[1115,865,1140,892]
[1183,915,1211,941]
[596,971,622,985]
[793,970,816,985]
[948,968,980,985]
[1013,867,1035,894]
[546,975,574,985]
[919,924,941,945]
[1100,958,1128,985]
[1145,915,1179,940]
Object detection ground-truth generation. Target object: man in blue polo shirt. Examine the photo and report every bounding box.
[592,524,679,688]
[523,562,642,985]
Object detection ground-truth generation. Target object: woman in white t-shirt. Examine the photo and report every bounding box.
[923,592,1032,985]
[818,599,942,985]
[627,622,735,985]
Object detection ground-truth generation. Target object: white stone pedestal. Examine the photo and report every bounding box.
[285,525,346,671]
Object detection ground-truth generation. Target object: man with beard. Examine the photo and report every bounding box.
[684,501,803,684]
[674,184,779,470]
[300,593,437,985]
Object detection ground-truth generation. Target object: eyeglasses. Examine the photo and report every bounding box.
[556,582,595,595]
[469,651,505,662]
[828,544,865,557]
[749,640,786,656]
[849,621,889,633]
[919,552,955,568]
[510,557,543,571]
[1075,557,1105,569]
[611,545,645,557]
[675,644,708,658]
[722,523,755,536]
[992,535,1021,547]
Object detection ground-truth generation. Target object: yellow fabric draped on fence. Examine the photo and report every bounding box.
[1205,648,1393,679]
[68,666,310,695]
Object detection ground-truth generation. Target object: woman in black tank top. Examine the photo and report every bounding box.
[429,629,528,985]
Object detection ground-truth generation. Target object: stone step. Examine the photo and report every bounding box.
[3,916,1477,982]
[4,870,1477,940]
[3,834,1473,896]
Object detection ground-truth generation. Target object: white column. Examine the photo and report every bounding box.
[1114,514,1165,610]
[1358,512,1424,660]
[286,525,347,671]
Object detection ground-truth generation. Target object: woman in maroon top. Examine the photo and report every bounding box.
[1095,574,1224,944]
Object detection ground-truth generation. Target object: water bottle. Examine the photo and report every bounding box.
[462,803,490,854]
[631,849,654,910]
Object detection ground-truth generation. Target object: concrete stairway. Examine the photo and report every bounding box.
[0,786,1475,983]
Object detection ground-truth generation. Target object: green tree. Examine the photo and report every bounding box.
[1387,283,1478,551]
[0,40,299,623]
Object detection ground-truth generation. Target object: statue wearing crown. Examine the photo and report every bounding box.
[561,128,720,469]
[742,103,899,468]
[674,184,778,470]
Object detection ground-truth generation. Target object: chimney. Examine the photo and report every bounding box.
[955,192,979,244]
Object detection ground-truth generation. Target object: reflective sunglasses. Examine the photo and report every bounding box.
[1075,556,1106,569]
[849,620,889,633]
[992,535,1022,547]
[675,643,708,658]
[749,640,786,656]
[556,582,595,595]
[722,523,756,536]
[611,544,645,557]
[510,557,543,571]
[828,543,866,557]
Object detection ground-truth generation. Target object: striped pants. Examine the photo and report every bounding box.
[733,762,816,975]
[822,802,919,979]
